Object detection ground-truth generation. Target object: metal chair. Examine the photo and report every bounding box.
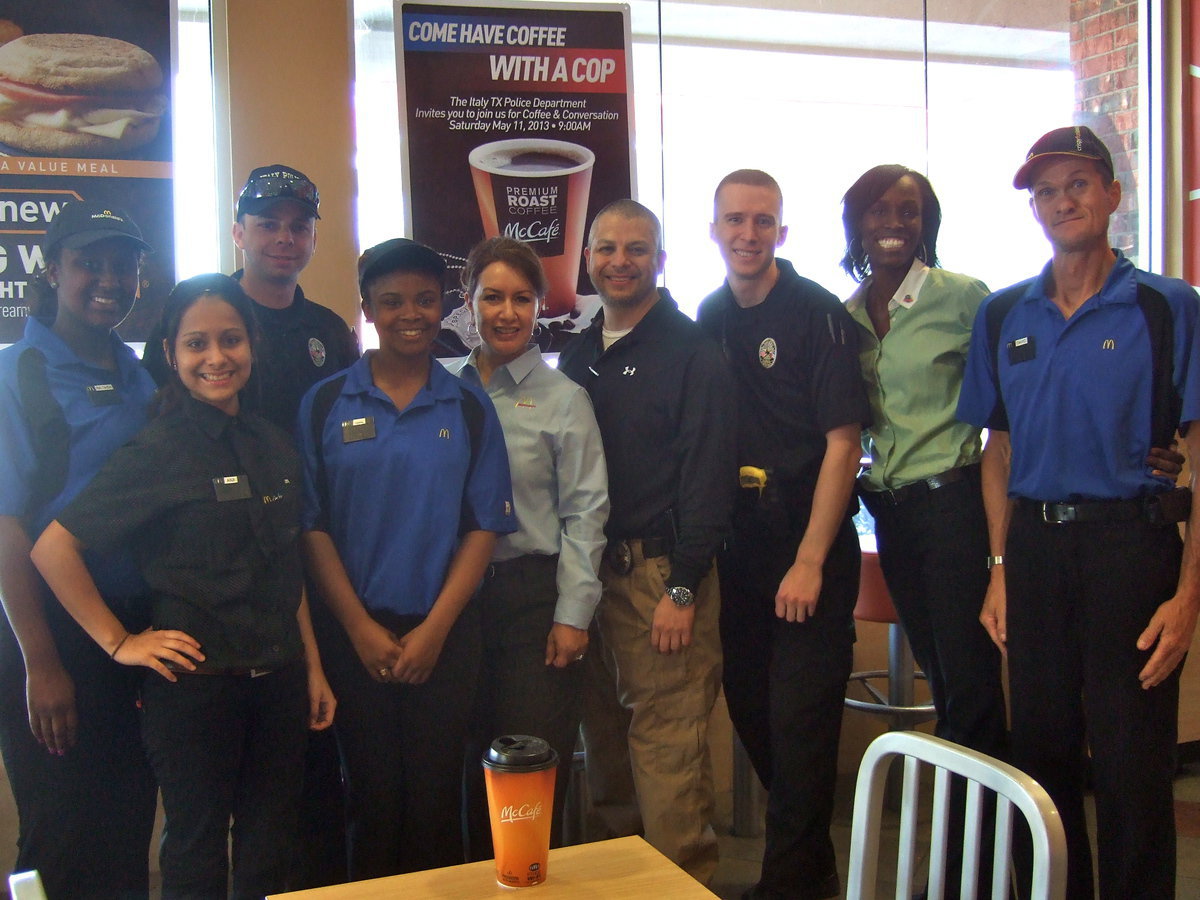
[846,731,1067,900]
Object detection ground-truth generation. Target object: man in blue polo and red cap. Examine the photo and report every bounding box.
[959,125,1200,900]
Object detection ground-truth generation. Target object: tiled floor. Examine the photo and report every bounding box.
[709,758,1200,899]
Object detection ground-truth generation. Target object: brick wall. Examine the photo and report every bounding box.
[1070,0,1140,257]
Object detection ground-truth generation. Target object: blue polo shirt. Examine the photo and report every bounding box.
[957,253,1200,501]
[0,316,156,597]
[298,354,516,617]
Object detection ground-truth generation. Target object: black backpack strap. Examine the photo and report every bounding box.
[307,374,486,533]
[1133,283,1179,449]
[458,382,484,467]
[984,280,1179,446]
[16,347,70,530]
[456,382,486,534]
[983,285,1024,432]
[308,373,349,533]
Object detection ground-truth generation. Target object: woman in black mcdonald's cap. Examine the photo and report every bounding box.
[0,200,158,899]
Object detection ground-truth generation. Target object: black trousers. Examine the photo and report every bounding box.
[1007,502,1182,900]
[321,602,481,879]
[464,554,582,861]
[718,506,858,899]
[861,473,1009,896]
[287,598,348,890]
[860,474,1008,756]
[141,660,309,900]
[0,603,156,900]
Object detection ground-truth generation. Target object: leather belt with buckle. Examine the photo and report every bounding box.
[861,465,975,507]
[605,536,672,575]
[1018,489,1191,526]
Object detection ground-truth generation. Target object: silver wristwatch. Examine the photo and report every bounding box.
[667,586,695,608]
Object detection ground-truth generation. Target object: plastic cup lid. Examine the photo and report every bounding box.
[482,734,559,772]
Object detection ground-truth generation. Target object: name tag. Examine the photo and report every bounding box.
[86,383,121,406]
[1007,336,1036,364]
[341,417,376,443]
[212,474,252,501]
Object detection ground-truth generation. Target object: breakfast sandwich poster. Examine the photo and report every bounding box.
[396,0,634,354]
[0,0,174,342]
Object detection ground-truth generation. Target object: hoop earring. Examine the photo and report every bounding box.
[466,321,478,336]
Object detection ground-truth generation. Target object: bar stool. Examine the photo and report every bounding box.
[845,544,936,729]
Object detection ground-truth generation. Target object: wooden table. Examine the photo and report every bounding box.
[269,835,717,898]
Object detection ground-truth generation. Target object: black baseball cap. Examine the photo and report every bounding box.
[44,201,151,256]
[1013,125,1115,189]
[357,238,446,299]
[236,164,320,218]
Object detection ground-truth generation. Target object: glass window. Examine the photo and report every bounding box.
[175,1,221,277]
[351,0,1106,316]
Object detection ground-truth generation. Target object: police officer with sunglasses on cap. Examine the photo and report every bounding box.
[146,165,359,433]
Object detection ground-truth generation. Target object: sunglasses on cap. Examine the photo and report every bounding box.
[237,171,320,214]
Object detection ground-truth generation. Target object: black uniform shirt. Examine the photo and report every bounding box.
[697,258,870,488]
[58,394,305,669]
[249,286,360,432]
[143,277,360,434]
[558,289,735,592]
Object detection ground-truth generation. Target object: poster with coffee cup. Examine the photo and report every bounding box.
[0,0,174,343]
[397,1,634,354]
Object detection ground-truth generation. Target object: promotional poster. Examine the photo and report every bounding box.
[0,0,174,342]
[396,0,634,352]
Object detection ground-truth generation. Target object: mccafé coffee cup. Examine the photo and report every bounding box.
[482,734,559,887]
[469,139,595,318]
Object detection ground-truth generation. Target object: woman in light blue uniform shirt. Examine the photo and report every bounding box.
[451,237,608,858]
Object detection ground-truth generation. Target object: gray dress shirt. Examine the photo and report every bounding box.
[451,346,609,629]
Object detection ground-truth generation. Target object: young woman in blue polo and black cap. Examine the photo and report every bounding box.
[0,201,158,899]
[298,238,516,878]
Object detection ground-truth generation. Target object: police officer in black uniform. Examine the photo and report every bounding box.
[146,165,359,431]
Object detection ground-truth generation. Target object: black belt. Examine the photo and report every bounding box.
[604,536,672,575]
[860,465,976,507]
[485,554,558,580]
[1017,489,1191,525]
